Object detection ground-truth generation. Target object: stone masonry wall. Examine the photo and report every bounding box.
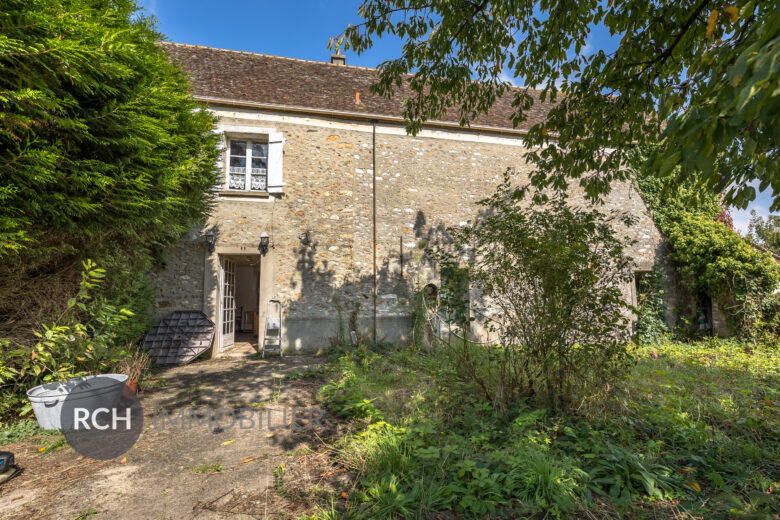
[153,230,207,313]
[153,108,667,352]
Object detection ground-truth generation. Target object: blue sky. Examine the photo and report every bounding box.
[139,0,773,233]
[140,0,400,68]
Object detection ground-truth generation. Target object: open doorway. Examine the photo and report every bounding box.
[219,254,261,354]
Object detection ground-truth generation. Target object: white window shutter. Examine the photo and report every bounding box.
[214,132,226,191]
[267,132,285,193]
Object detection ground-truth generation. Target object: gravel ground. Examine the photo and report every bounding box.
[0,355,351,520]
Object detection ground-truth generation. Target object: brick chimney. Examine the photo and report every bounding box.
[330,52,346,66]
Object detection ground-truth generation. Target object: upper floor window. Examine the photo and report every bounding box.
[228,140,268,191]
[216,128,285,195]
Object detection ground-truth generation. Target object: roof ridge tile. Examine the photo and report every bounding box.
[157,41,379,71]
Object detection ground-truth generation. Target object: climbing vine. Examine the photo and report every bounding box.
[635,266,668,345]
[633,155,780,340]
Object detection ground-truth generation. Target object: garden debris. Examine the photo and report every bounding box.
[320,468,346,478]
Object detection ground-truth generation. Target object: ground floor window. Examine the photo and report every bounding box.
[439,265,470,326]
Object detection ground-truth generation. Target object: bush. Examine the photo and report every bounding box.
[0,261,133,418]
[0,0,219,347]
[431,176,635,409]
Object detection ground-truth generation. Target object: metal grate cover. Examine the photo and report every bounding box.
[141,311,215,365]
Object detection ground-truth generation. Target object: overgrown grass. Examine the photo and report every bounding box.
[0,419,61,446]
[315,340,779,519]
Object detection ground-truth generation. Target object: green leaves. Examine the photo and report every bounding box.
[667,213,780,302]
[0,0,219,349]
[634,158,780,338]
[0,0,218,261]
[429,174,635,409]
[0,261,135,418]
[317,332,779,519]
[336,0,779,208]
[584,443,676,504]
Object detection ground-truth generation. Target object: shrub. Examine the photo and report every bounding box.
[0,261,132,418]
[0,0,219,347]
[431,175,635,409]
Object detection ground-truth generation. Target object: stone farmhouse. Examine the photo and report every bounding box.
[152,43,721,356]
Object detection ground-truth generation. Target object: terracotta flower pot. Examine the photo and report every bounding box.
[125,379,139,394]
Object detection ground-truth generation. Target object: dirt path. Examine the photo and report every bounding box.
[0,356,351,519]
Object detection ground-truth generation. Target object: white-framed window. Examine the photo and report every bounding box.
[227,139,268,191]
[215,127,285,195]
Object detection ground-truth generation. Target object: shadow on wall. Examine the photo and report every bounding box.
[277,179,664,352]
[282,209,456,352]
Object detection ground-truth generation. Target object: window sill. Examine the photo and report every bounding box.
[218,190,271,198]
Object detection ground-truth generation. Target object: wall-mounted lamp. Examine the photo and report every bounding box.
[298,230,311,246]
[259,232,270,255]
[203,227,217,253]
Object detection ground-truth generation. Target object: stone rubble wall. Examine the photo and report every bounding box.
[152,108,668,352]
[153,230,207,313]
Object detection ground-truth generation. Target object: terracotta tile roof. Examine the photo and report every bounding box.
[160,42,554,133]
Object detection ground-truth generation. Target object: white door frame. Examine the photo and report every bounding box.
[218,256,236,352]
[257,262,262,349]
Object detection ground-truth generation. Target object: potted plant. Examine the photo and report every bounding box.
[115,348,150,394]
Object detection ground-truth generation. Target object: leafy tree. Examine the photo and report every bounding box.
[432,175,635,409]
[0,0,218,343]
[335,0,779,208]
[748,210,780,255]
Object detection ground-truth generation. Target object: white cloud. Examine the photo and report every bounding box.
[498,70,518,86]
[732,207,754,235]
[579,38,593,57]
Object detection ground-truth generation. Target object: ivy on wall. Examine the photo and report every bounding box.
[635,266,668,345]
[633,156,780,339]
